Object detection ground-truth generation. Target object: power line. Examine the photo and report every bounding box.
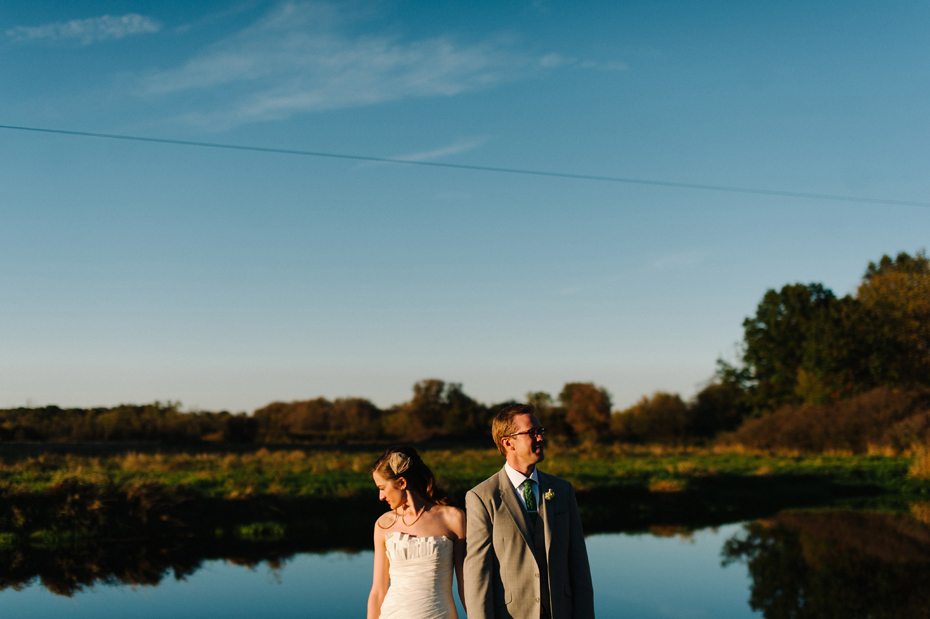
[2,123,928,208]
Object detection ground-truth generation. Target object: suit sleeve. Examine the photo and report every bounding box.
[464,489,495,619]
[567,483,595,619]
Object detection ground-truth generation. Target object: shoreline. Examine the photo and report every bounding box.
[1,445,928,548]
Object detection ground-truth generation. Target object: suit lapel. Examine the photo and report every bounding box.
[538,472,553,556]
[497,467,534,551]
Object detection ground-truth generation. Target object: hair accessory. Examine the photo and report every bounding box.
[389,452,411,475]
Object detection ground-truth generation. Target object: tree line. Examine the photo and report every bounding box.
[2,250,927,451]
[0,403,257,443]
[0,380,615,444]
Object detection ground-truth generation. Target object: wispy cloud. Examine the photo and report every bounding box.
[173,3,261,36]
[539,53,630,71]
[538,54,629,72]
[137,2,550,129]
[393,137,490,163]
[539,53,576,68]
[353,136,490,170]
[6,13,161,45]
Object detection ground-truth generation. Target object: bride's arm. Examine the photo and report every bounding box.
[454,538,467,612]
[449,507,468,613]
[367,522,390,619]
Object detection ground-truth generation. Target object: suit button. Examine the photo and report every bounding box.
[535,573,540,578]
[535,597,540,602]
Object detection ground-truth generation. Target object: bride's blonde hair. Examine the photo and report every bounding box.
[372,446,450,513]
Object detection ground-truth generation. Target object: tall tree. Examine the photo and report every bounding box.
[330,398,383,440]
[392,379,447,436]
[857,250,930,388]
[741,283,836,411]
[689,381,750,438]
[611,392,691,444]
[560,382,611,442]
[384,379,488,439]
[798,296,889,404]
[442,383,486,435]
[527,391,569,437]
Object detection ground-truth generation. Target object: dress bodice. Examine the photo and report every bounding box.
[380,533,458,619]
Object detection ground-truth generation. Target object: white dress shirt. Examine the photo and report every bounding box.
[504,462,540,511]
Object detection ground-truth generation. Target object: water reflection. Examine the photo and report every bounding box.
[723,505,930,619]
[0,537,314,597]
[0,473,880,600]
[0,552,374,619]
[2,505,929,618]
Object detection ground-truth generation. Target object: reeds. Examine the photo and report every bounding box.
[0,445,926,507]
[909,446,930,480]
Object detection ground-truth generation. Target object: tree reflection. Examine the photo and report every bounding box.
[0,486,383,597]
[723,508,930,618]
[6,488,930,602]
[0,537,329,597]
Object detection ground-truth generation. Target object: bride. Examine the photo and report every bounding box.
[367,446,466,619]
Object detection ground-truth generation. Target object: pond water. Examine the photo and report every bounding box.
[2,525,754,619]
[3,509,930,618]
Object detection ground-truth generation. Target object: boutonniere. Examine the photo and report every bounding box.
[544,490,554,501]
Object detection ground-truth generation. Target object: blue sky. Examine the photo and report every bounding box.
[1,0,928,412]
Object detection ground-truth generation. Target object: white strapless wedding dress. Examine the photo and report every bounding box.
[379,532,458,619]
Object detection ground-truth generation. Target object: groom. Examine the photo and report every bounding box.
[465,404,594,619]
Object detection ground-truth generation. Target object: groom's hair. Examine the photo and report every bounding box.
[492,403,536,456]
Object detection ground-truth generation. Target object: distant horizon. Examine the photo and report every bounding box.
[11,366,718,414]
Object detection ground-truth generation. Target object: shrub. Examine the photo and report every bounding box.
[730,387,930,453]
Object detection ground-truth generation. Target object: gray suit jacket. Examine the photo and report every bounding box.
[464,467,595,619]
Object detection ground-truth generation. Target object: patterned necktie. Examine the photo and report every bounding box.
[521,479,537,514]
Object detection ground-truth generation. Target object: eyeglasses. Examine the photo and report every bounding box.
[507,427,546,440]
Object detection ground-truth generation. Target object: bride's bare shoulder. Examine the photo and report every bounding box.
[375,510,398,531]
[439,505,466,537]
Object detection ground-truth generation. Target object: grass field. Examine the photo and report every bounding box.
[1,443,929,548]
[2,443,928,499]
